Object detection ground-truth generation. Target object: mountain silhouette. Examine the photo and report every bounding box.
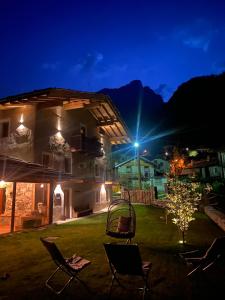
[99,73,225,156]
[164,72,225,148]
[98,80,164,153]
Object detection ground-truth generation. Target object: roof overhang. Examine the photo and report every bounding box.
[0,88,131,145]
[0,155,77,183]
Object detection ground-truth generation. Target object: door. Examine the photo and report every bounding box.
[64,189,71,219]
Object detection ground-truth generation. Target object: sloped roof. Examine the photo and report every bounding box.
[0,88,131,145]
[115,156,153,168]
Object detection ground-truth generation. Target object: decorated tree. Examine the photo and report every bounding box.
[166,179,203,243]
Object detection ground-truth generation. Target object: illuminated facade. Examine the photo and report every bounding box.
[115,156,167,192]
[0,88,130,234]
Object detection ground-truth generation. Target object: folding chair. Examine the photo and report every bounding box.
[179,236,225,277]
[104,243,152,299]
[40,237,91,295]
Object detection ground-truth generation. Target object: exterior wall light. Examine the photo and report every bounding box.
[0,180,6,188]
[100,183,106,202]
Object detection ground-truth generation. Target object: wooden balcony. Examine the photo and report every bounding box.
[70,135,104,157]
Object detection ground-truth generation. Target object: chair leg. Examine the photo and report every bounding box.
[108,275,116,300]
[45,267,75,295]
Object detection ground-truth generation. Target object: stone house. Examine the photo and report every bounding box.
[0,88,130,234]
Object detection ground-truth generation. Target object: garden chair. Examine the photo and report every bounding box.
[40,237,91,295]
[179,236,225,277]
[104,243,152,299]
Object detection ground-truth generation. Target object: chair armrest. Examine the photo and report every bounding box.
[202,254,221,271]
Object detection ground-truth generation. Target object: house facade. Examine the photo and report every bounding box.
[0,88,130,234]
[114,156,167,193]
[152,158,170,175]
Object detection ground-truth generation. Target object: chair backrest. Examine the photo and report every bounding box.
[40,237,65,267]
[104,243,143,276]
[204,236,225,260]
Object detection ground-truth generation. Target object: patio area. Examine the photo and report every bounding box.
[0,204,225,300]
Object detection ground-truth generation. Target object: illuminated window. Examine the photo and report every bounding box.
[0,188,6,214]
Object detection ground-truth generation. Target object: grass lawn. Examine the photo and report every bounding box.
[0,205,225,300]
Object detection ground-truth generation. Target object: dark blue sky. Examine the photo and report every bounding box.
[1,0,225,101]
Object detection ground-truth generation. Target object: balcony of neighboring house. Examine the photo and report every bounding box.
[70,134,104,157]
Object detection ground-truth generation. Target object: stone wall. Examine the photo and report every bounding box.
[204,205,225,232]
[3,182,34,226]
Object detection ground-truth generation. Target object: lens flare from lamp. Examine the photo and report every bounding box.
[134,142,139,148]
[20,114,24,123]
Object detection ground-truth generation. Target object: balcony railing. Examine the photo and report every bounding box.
[70,135,104,157]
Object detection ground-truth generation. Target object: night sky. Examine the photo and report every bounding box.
[1,0,225,101]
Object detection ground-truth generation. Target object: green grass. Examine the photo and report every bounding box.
[0,205,224,300]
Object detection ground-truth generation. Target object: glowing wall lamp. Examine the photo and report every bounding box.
[0,180,6,188]
[54,184,63,195]
[100,183,106,202]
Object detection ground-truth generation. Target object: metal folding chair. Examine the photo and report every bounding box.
[104,243,152,299]
[40,237,91,295]
[179,236,225,277]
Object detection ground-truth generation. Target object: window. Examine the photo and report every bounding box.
[78,163,86,169]
[80,124,87,136]
[0,121,9,138]
[95,190,100,203]
[53,154,65,171]
[65,157,72,173]
[95,164,100,177]
[42,153,53,168]
[144,166,149,178]
[126,166,131,173]
[0,188,6,214]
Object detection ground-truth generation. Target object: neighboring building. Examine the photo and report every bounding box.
[114,156,167,193]
[0,88,130,234]
[152,158,170,175]
[163,147,225,180]
[182,158,222,179]
[218,149,225,179]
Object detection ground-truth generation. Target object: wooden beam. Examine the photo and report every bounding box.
[97,119,119,126]
[0,104,25,110]
[110,136,130,142]
[63,100,90,110]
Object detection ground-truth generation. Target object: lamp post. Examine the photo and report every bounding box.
[134,142,142,190]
